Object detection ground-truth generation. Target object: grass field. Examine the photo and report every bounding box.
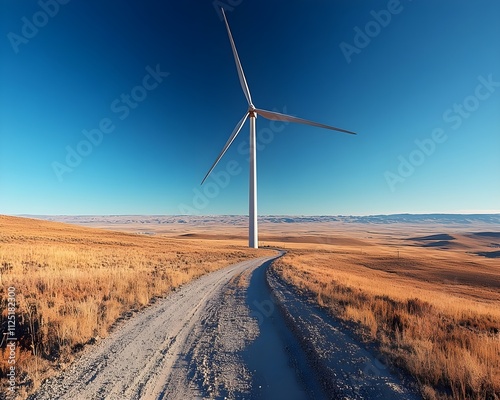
[2,214,499,399]
[266,232,500,399]
[0,215,272,397]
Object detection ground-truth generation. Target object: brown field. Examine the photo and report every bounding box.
[49,216,499,398]
[262,227,500,400]
[0,215,273,397]
[1,214,499,399]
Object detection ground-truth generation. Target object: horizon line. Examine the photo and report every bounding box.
[8,212,500,218]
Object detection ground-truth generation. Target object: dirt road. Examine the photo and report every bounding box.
[30,254,420,400]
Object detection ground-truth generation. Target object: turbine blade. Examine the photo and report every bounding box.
[255,108,357,135]
[221,8,253,107]
[201,112,249,185]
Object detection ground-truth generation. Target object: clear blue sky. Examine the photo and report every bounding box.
[1,0,499,216]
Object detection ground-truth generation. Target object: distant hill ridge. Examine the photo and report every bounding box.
[17,213,500,226]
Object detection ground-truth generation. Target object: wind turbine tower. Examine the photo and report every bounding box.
[202,9,356,248]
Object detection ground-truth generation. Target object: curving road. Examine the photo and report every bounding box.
[30,253,420,400]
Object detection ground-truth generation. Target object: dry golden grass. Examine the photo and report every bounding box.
[0,215,272,398]
[268,235,500,400]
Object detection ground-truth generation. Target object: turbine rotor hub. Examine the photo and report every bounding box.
[248,104,256,117]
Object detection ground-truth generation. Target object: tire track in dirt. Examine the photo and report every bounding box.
[266,265,422,399]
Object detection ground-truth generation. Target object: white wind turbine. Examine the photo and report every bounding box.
[202,8,356,248]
